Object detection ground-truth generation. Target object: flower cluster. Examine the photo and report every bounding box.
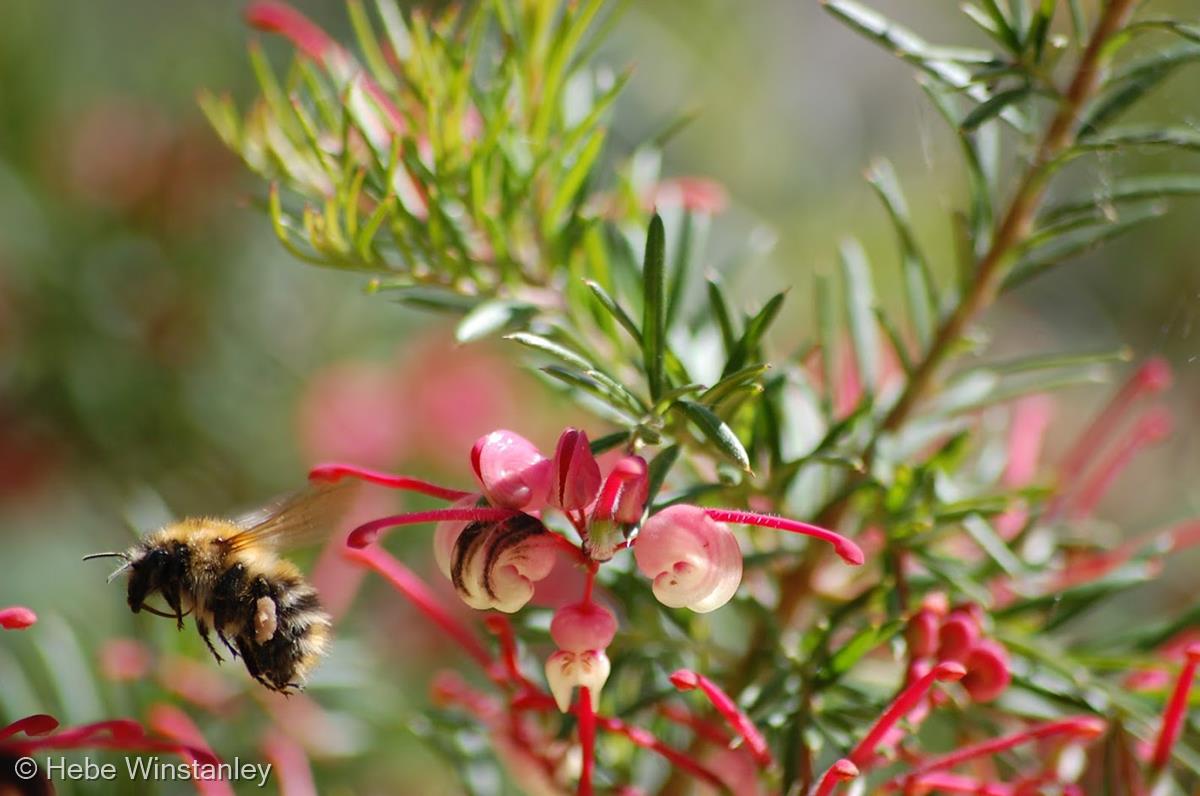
[311,425,864,791]
[906,595,1011,704]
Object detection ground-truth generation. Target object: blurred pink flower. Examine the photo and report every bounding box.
[0,606,36,630]
[99,638,153,682]
[297,361,411,468]
[960,639,1012,703]
[262,729,317,796]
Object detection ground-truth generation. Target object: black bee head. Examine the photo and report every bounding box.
[125,547,169,614]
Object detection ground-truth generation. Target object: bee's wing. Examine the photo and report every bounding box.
[227,479,358,552]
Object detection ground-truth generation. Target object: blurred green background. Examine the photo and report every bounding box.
[1,1,1197,793]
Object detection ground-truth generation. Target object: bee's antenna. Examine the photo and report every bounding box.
[82,551,130,562]
[83,552,133,583]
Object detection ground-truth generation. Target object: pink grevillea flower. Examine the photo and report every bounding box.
[472,430,553,510]
[669,669,773,768]
[813,759,860,796]
[937,609,982,663]
[635,506,742,613]
[586,455,649,561]
[548,428,602,512]
[1050,357,1173,520]
[0,605,36,629]
[634,505,864,613]
[546,602,618,713]
[960,638,1012,703]
[1150,642,1200,772]
[450,513,560,613]
[906,595,948,659]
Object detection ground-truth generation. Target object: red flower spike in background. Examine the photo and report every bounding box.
[1058,356,1172,482]
[344,545,492,668]
[935,608,981,663]
[669,669,773,768]
[813,759,859,795]
[245,2,335,63]
[147,704,233,796]
[890,716,1106,790]
[1150,642,1200,773]
[262,730,318,796]
[813,662,965,795]
[961,638,1012,703]
[1068,405,1174,521]
[0,605,36,629]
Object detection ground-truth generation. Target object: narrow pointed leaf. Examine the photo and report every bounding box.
[723,291,786,377]
[839,240,880,394]
[642,214,667,401]
[673,400,751,471]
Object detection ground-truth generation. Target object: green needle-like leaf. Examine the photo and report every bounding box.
[642,214,667,401]
[673,400,751,471]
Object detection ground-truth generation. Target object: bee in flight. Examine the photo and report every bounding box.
[85,480,354,694]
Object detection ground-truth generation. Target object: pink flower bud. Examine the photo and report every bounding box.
[937,610,981,663]
[551,602,618,653]
[961,639,1012,702]
[1136,356,1173,393]
[545,650,611,713]
[585,455,649,561]
[471,430,551,510]
[0,605,37,630]
[633,505,743,613]
[547,428,602,512]
[450,514,557,613]
[907,609,941,660]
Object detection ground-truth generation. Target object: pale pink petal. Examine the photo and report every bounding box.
[634,505,742,613]
[544,650,610,713]
[471,430,552,510]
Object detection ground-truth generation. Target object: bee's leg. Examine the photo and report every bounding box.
[210,562,247,659]
[235,635,272,690]
[161,584,186,631]
[217,629,239,658]
[196,618,223,664]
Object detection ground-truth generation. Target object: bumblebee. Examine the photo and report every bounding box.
[86,480,354,693]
